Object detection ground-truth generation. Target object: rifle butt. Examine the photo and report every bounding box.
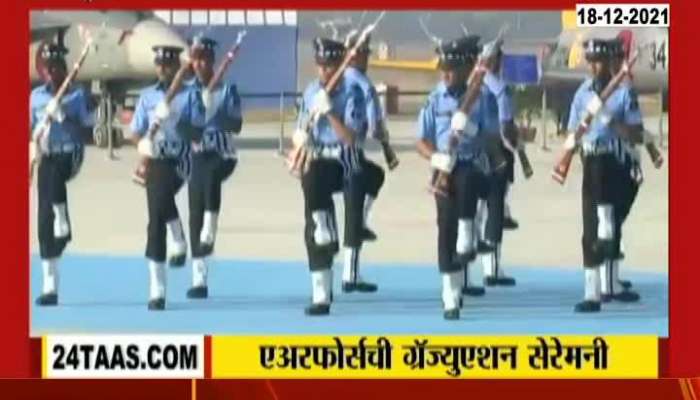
[430,170,450,197]
[486,135,507,172]
[645,142,664,169]
[518,148,534,179]
[551,148,575,184]
[381,141,399,170]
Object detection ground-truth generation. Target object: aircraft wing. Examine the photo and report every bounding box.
[541,69,587,84]
[369,58,439,71]
[368,36,556,73]
[31,12,70,31]
[30,12,70,43]
[31,10,153,35]
[503,38,558,59]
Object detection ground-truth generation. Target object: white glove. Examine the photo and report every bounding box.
[450,111,478,137]
[39,133,50,153]
[292,128,310,148]
[154,101,171,121]
[430,152,456,173]
[597,107,613,126]
[30,142,37,162]
[585,95,603,116]
[311,89,332,116]
[202,89,219,122]
[137,137,155,157]
[44,98,65,123]
[564,133,578,150]
[201,89,213,110]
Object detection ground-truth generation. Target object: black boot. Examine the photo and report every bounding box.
[618,279,633,290]
[484,276,517,287]
[342,281,378,293]
[169,253,186,268]
[482,244,515,287]
[35,293,58,306]
[148,298,166,311]
[484,276,499,286]
[503,216,519,230]
[186,286,208,299]
[574,300,601,313]
[198,243,214,256]
[443,308,460,320]
[477,240,495,254]
[362,228,377,242]
[603,290,640,303]
[462,286,486,296]
[304,303,330,316]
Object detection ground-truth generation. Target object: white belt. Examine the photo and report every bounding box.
[581,141,616,156]
[458,151,490,174]
[456,153,477,162]
[154,141,188,159]
[46,142,81,155]
[624,142,642,162]
[199,131,237,155]
[312,145,343,160]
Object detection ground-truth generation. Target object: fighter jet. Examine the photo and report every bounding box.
[541,17,667,133]
[30,11,188,147]
[366,11,668,127]
[368,11,667,86]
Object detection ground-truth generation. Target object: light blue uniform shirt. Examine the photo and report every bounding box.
[482,87,501,136]
[417,81,489,157]
[30,84,93,147]
[297,78,367,146]
[567,78,643,145]
[130,81,205,155]
[344,67,382,141]
[188,78,242,136]
[483,72,514,123]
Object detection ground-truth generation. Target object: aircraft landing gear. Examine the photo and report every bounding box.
[92,81,122,160]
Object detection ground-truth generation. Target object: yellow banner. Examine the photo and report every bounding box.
[211,335,657,379]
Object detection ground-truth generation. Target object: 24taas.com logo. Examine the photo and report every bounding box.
[44,335,204,378]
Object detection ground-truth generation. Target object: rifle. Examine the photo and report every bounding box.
[205,31,246,95]
[192,31,247,151]
[551,51,639,184]
[147,64,192,141]
[430,27,507,196]
[643,131,664,168]
[502,120,533,178]
[377,121,399,170]
[618,41,663,169]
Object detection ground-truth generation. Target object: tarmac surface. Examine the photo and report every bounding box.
[29,117,669,335]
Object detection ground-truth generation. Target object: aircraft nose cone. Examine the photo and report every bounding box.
[126,18,187,78]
